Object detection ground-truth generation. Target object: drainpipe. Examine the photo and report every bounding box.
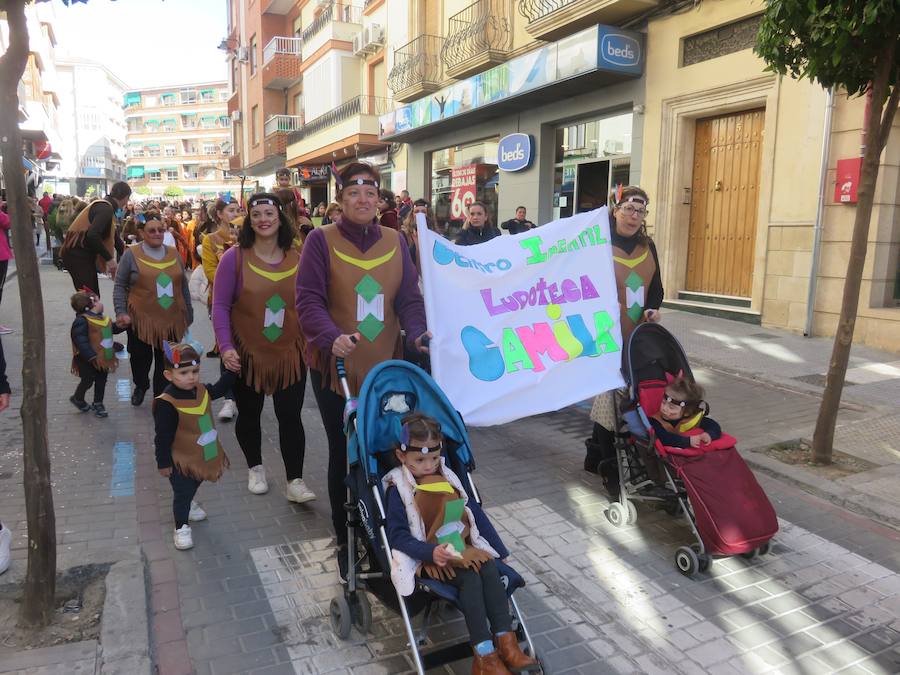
[804,86,835,336]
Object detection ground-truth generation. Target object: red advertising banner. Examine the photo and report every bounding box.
[450,164,477,219]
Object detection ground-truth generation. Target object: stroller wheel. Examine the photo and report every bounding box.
[605,502,628,528]
[350,590,372,632]
[664,500,683,516]
[626,500,638,525]
[698,554,712,573]
[675,546,699,577]
[759,541,772,556]
[330,595,352,640]
[740,549,758,560]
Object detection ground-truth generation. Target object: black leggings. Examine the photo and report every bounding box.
[0,258,8,307]
[73,355,108,403]
[62,250,100,296]
[310,369,348,546]
[232,373,306,480]
[169,470,202,529]
[128,329,167,396]
[444,561,512,645]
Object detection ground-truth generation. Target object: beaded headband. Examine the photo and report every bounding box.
[618,194,648,207]
[398,423,441,454]
[248,197,279,208]
[161,341,200,369]
[345,178,379,189]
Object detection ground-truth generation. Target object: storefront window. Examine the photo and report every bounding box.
[429,137,499,237]
[554,112,633,163]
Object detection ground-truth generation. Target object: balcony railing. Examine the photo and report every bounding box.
[265,114,304,137]
[388,35,445,102]
[519,0,659,41]
[287,95,392,144]
[263,36,301,65]
[301,3,363,43]
[441,0,513,79]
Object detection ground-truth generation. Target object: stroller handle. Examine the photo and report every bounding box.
[335,335,358,401]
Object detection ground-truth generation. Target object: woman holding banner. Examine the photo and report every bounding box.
[454,201,501,246]
[296,162,430,582]
[585,186,663,496]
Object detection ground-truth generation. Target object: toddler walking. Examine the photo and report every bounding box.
[69,290,124,418]
[154,342,235,550]
[384,412,538,674]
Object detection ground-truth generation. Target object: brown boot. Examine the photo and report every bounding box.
[472,649,512,675]
[495,632,540,672]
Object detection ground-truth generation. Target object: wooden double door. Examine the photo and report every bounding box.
[686,108,764,298]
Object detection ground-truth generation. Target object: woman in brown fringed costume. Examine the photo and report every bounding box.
[211,193,315,505]
[113,211,193,405]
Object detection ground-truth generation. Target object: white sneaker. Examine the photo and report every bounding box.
[218,399,237,421]
[248,465,268,494]
[174,525,193,550]
[0,326,13,336]
[188,501,207,522]
[286,478,317,504]
[0,526,12,574]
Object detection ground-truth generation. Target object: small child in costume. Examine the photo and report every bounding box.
[154,342,236,550]
[69,290,125,418]
[650,372,722,449]
[384,413,538,675]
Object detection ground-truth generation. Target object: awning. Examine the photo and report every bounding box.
[124,92,141,106]
[145,143,160,147]
[161,118,177,124]
[200,115,217,122]
[127,166,145,178]
[200,89,215,95]
[22,156,38,171]
[144,119,159,125]
[161,93,176,100]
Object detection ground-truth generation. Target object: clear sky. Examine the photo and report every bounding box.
[52,0,229,89]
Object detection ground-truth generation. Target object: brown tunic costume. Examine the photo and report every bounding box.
[231,248,304,395]
[415,475,493,582]
[307,224,403,397]
[612,241,658,342]
[60,198,116,271]
[156,385,229,481]
[126,244,189,347]
[71,314,118,374]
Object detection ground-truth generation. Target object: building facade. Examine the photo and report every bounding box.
[54,58,128,197]
[124,82,240,200]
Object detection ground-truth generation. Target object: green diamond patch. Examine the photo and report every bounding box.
[198,413,218,461]
[355,274,382,303]
[263,294,286,342]
[627,303,644,324]
[357,313,384,342]
[262,324,283,342]
[156,272,174,310]
[266,294,286,312]
[625,271,643,292]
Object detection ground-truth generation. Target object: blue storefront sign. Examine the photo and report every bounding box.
[497,133,534,172]
[597,26,643,75]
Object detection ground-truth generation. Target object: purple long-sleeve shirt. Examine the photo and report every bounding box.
[296,218,427,358]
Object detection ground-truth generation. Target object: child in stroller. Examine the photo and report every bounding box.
[649,372,721,451]
[384,412,539,675]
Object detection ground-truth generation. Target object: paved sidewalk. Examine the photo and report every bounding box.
[1,267,899,674]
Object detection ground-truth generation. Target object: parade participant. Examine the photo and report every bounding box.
[189,201,210,267]
[398,189,413,221]
[455,201,500,246]
[378,189,400,230]
[69,290,124,418]
[60,181,131,295]
[322,202,341,225]
[384,412,539,674]
[400,199,437,273]
[0,204,12,334]
[154,342,235,550]
[164,205,192,270]
[0,335,10,574]
[296,162,430,578]
[500,206,535,235]
[212,193,314,503]
[114,211,193,405]
[275,168,305,212]
[274,188,312,247]
[585,186,663,495]
[201,198,240,420]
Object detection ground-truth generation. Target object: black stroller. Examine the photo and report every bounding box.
[331,358,544,673]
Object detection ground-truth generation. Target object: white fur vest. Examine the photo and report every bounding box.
[382,458,500,596]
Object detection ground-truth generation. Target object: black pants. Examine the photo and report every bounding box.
[590,423,618,488]
[128,329,167,396]
[169,470,202,529]
[310,369,348,546]
[219,359,234,401]
[73,355,108,403]
[62,250,100,296]
[232,373,306,480]
[0,258,8,307]
[444,561,512,645]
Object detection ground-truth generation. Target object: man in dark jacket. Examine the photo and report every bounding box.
[500,206,535,235]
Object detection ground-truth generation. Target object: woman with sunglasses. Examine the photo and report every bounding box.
[585,186,664,496]
[114,210,193,405]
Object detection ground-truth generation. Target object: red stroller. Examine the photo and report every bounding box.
[606,323,778,577]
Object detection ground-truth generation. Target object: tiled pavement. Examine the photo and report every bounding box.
[1,267,900,674]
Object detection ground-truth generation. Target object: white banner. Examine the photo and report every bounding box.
[418,207,625,426]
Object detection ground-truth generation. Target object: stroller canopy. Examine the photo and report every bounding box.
[623,323,694,395]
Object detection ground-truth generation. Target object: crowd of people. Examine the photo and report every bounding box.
[0,167,670,674]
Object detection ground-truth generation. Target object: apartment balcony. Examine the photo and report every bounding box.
[229,153,243,171]
[262,0,295,14]
[301,3,362,61]
[264,115,304,156]
[286,95,391,165]
[227,90,239,115]
[518,0,660,41]
[441,0,513,80]
[388,35,445,103]
[262,37,302,89]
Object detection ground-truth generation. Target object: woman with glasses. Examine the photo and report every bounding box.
[584,186,664,496]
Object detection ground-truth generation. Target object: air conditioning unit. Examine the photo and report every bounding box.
[236,46,249,62]
[352,31,367,57]
[364,24,385,51]
[231,110,242,122]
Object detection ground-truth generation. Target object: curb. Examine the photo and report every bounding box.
[99,557,152,675]
[743,446,900,532]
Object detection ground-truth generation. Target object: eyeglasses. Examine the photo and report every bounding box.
[620,204,647,217]
[662,394,687,408]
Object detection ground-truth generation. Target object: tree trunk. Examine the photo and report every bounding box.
[0,0,57,628]
[811,42,898,464]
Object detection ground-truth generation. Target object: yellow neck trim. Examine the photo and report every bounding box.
[137,256,177,270]
[333,246,396,271]
[175,390,209,416]
[612,248,649,269]
[415,480,455,494]
[247,260,298,282]
[85,315,110,327]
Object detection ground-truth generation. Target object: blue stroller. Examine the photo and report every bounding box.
[330,358,544,674]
